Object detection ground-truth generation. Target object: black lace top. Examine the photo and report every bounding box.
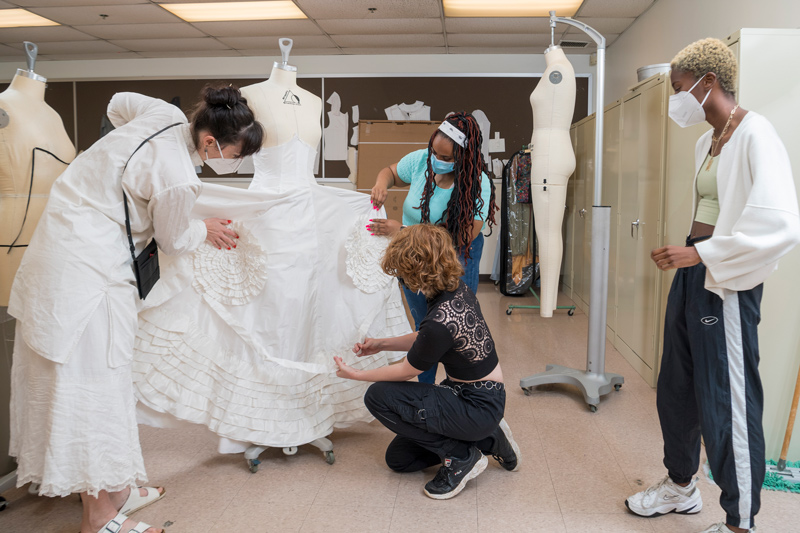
[406,281,499,381]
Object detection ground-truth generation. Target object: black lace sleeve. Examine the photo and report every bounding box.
[406,319,454,373]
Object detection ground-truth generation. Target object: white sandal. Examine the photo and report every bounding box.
[98,512,158,533]
[119,487,166,515]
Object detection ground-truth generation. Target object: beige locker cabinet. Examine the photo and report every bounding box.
[580,119,596,313]
[724,28,800,461]
[560,127,579,297]
[602,101,622,335]
[571,115,592,311]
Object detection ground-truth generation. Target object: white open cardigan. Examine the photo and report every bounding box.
[692,111,800,299]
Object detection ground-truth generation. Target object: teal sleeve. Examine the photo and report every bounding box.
[475,172,493,221]
[396,148,428,185]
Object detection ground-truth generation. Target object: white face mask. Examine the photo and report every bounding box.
[203,140,242,175]
[668,74,712,128]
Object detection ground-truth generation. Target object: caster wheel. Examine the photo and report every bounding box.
[325,451,335,465]
[522,387,532,396]
[0,496,7,511]
[283,446,298,456]
[506,309,512,315]
[589,404,598,413]
[614,384,622,391]
[247,459,260,473]
[568,309,575,316]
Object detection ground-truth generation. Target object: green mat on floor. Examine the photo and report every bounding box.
[706,460,800,493]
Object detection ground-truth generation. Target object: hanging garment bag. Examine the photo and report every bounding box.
[499,150,536,296]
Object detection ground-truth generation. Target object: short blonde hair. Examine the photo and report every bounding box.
[671,37,738,95]
[381,224,463,296]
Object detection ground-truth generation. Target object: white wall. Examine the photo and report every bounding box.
[0,53,595,84]
[605,0,800,103]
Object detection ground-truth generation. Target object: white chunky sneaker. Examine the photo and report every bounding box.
[625,476,702,517]
[698,523,756,533]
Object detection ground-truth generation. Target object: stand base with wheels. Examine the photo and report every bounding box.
[244,437,334,473]
[506,286,576,316]
[520,364,624,412]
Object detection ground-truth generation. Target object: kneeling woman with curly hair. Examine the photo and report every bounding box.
[334,224,520,500]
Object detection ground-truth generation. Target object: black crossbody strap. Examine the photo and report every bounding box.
[122,122,182,261]
[4,147,70,254]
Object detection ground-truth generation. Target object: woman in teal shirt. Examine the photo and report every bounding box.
[368,112,497,384]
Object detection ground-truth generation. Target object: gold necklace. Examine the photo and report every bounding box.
[707,104,739,170]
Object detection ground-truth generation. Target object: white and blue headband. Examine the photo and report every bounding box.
[438,121,467,147]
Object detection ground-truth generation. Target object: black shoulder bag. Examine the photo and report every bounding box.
[122,122,182,299]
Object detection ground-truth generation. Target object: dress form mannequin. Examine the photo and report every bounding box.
[0,43,75,306]
[529,45,576,317]
[240,38,322,149]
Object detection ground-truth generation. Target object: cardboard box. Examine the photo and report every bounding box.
[359,188,408,224]
[356,120,439,190]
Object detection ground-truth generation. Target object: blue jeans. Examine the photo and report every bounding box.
[404,233,484,384]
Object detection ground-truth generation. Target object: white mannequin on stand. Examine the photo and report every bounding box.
[0,42,75,306]
[240,38,322,149]
[529,45,576,317]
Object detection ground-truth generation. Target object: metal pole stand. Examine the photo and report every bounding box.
[506,286,575,316]
[519,13,624,412]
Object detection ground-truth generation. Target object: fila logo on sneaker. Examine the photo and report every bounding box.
[701,316,719,325]
[444,458,452,467]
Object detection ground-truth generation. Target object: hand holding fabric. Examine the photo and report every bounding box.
[367,218,401,237]
[353,337,382,357]
[204,218,238,249]
[334,356,359,380]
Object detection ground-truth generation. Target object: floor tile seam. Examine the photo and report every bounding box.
[527,403,565,518]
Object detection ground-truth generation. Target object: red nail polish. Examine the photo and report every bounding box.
[227,247,231,250]
[233,245,237,248]
[228,220,231,223]
[370,233,375,235]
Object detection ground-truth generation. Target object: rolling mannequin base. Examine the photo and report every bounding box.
[520,364,624,412]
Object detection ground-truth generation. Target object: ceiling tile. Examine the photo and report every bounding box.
[447,33,552,48]
[0,1,17,7]
[5,39,128,54]
[238,47,341,57]
[191,19,322,37]
[26,4,182,26]
[217,35,334,49]
[577,0,654,18]
[0,25,96,44]
[342,47,446,55]
[0,43,22,56]
[445,17,552,34]
[110,37,229,52]
[574,16,635,34]
[448,47,543,55]
[318,18,442,35]
[12,0,138,5]
[37,51,143,60]
[136,49,243,58]
[332,34,445,48]
[296,0,441,20]
[564,28,620,44]
[74,22,205,40]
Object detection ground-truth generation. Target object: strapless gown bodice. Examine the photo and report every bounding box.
[250,136,317,192]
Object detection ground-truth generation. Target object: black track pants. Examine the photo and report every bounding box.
[657,258,764,530]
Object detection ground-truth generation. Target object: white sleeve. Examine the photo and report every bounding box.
[107,92,158,128]
[148,184,207,256]
[696,124,800,285]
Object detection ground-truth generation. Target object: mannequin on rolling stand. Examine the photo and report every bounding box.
[529,45,576,317]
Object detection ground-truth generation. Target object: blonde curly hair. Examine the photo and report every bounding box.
[671,37,738,95]
[381,224,463,298]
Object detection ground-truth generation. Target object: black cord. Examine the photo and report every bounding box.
[3,147,70,253]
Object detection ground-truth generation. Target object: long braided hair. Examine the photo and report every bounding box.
[418,112,497,259]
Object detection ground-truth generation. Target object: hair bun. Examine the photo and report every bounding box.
[203,84,242,109]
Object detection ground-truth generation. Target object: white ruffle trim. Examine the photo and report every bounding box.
[192,223,268,305]
[14,471,146,499]
[133,291,409,448]
[345,214,394,294]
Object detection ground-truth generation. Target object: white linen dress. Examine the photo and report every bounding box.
[8,93,207,497]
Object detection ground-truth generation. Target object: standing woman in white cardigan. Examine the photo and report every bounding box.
[8,86,263,533]
[625,39,800,533]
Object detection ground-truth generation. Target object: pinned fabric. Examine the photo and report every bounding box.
[345,213,393,294]
[438,121,466,147]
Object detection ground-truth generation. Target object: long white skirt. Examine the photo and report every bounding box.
[9,300,146,497]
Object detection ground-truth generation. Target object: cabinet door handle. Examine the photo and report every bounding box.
[579,208,587,218]
[630,219,640,238]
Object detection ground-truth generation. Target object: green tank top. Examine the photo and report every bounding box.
[695,153,719,226]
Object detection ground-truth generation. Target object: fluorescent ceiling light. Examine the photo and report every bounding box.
[160,1,306,22]
[443,0,584,17]
[0,9,59,28]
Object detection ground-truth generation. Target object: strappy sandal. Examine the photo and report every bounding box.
[97,512,160,533]
[119,487,166,515]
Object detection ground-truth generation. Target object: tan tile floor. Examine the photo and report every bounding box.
[2,283,799,532]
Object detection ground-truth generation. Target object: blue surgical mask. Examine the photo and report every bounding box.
[430,153,454,175]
